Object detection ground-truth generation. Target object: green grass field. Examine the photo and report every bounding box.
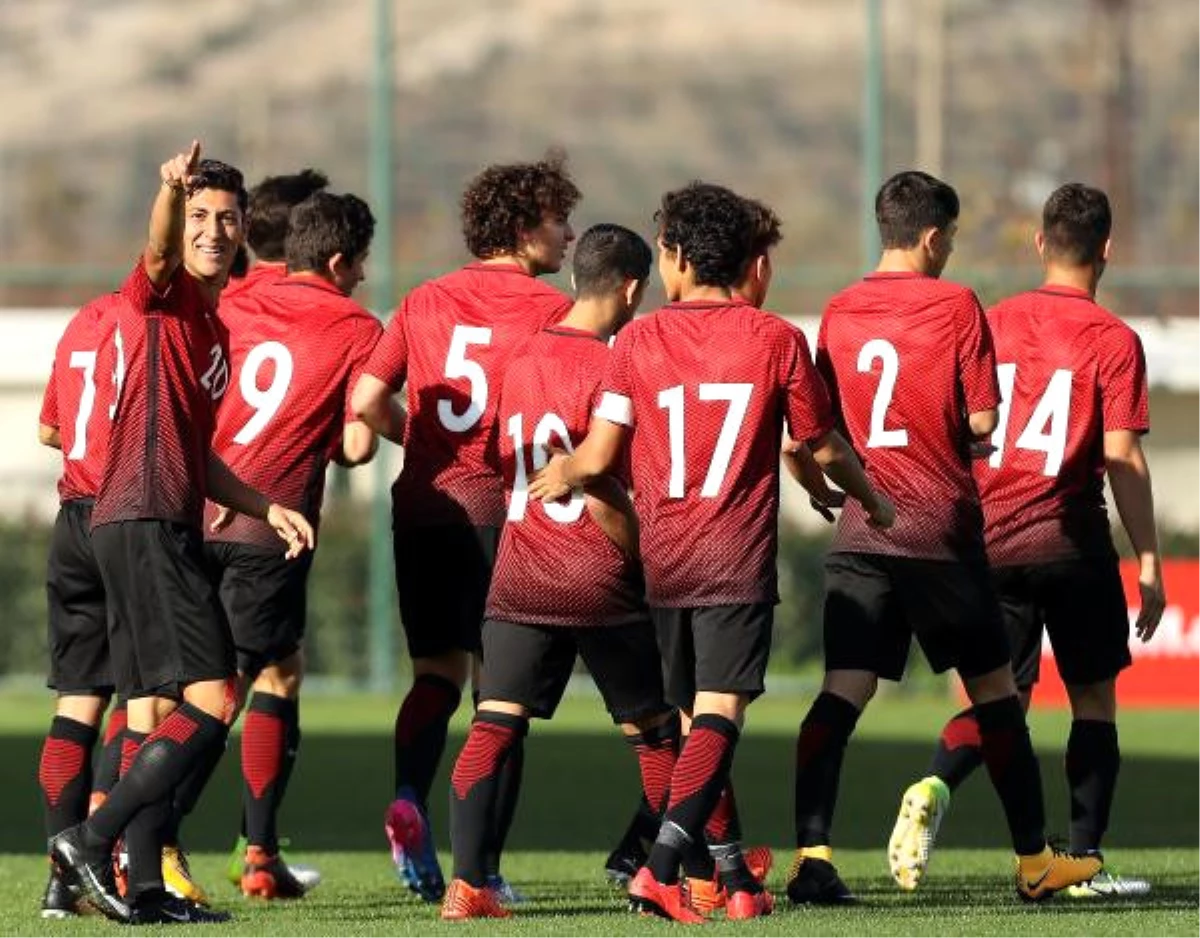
[1,690,1195,935]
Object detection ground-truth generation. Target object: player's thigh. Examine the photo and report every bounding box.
[393,523,498,659]
[207,541,313,680]
[823,553,910,681]
[576,620,671,724]
[690,603,774,701]
[651,607,697,710]
[46,500,113,696]
[478,619,575,719]
[1034,556,1132,685]
[894,556,1010,680]
[990,565,1044,691]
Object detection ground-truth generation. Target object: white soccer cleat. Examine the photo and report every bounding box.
[1064,869,1151,899]
[888,776,950,891]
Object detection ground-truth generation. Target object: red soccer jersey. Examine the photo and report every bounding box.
[817,272,1000,559]
[205,275,382,548]
[39,296,122,502]
[486,326,646,627]
[92,261,230,528]
[363,261,571,528]
[596,299,833,607]
[220,261,285,304]
[975,286,1149,564]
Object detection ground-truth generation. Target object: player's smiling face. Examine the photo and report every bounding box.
[184,188,245,284]
[519,211,574,275]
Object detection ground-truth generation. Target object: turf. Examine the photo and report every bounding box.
[2,691,1196,935]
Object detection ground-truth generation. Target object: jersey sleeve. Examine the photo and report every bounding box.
[781,324,834,445]
[119,259,194,315]
[594,327,636,427]
[362,302,409,390]
[40,359,59,429]
[344,314,385,423]
[1098,324,1150,434]
[956,291,1001,413]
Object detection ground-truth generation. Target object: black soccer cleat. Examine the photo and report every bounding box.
[604,841,647,888]
[130,889,233,925]
[785,855,858,906]
[40,867,80,919]
[49,825,129,923]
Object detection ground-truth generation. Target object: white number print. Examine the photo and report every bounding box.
[438,325,493,432]
[507,411,585,524]
[988,363,1072,476]
[657,383,754,499]
[67,350,97,460]
[200,343,230,401]
[232,341,294,444]
[857,338,908,448]
[109,326,125,419]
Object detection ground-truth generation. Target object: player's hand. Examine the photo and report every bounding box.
[968,439,997,460]
[267,504,316,559]
[528,451,573,503]
[209,505,236,534]
[1134,558,1166,642]
[809,491,845,524]
[161,140,201,193]
[863,491,896,529]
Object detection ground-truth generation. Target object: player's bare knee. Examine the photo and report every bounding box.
[962,664,1019,705]
[414,650,470,689]
[182,678,240,725]
[1065,679,1117,722]
[822,669,877,709]
[54,692,111,727]
[253,658,303,700]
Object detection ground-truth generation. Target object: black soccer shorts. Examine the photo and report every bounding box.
[651,603,774,709]
[46,499,113,695]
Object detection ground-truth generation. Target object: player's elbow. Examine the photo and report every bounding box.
[340,423,379,466]
[38,423,61,449]
[968,408,998,438]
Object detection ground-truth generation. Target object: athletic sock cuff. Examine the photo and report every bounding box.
[247,690,298,720]
[414,672,463,706]
[474,709,529,737]
[627,712,681,749]
[973,695,1024,733]
[805,691,861,735]
[689,712,739,743]
[50,715,100,746]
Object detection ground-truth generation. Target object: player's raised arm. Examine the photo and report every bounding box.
[144,140,201,288]
[1104,428,1166,641]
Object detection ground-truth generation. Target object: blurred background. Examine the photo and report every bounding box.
[0,0,1195,700]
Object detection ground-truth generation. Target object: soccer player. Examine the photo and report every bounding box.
[785,170,1103,906]
[887,182,1165,898]
[206,190,382,899]
[441,223,673,919]
[351,153,578,902]
[49,141,314,925]
[35,295,126,919]
[529,182,891,923]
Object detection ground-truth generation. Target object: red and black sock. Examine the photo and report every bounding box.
[84,703,228,850]
[161,722,228,847]
[39,716,98,838]
[793,691,861,848]
[240,692,297,853]
[1066,719,1119,854]
[394,674,462,807]
[92,701,128,800]
[124,798,170,899]
[706,783,759,894]
[449,711,527,888]
[120,730,148,778]
[484,731,524,878]
[976,695,1045,855]
[928,707,985,790]
[646,714,740,885]
[626,713,680,816]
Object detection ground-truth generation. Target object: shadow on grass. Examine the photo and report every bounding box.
[0,730,1195,853]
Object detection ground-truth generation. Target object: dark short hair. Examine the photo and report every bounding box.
[460,151,581,259]
[1041,183,1112,266]
[875,170,959,249]
[655,182,753,288]
[743,196,782,257]
[285,192,375,274]
[246,169,330,260]
[188,159,248,214]
[572,224,652,298]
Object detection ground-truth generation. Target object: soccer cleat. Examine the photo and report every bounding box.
[685,875,726,914]
[785,850,857,905]
[726,887,775,920]
[225,836,246,886]
[485,874,527,905]
[226,835,321,890]
[744,845,774,885]
[440,878,511,920]
[1063,869,1151,899]
[49,825,129,923]
[1016,845,1104,902]
[385,795,445,902]
[41,867,80,919]
[130,888,232,925]
[241,845,311,900]
[888,775,951,891]
[627,867,707,924]
[603,840,647,887]
[161,844,210,906]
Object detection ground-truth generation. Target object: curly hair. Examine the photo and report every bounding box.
[187,159,248,214]
[655,182,753,288]
[743,196,782,257]
[245,169,329,261]
[1042,183,1111,266]
[285,192,376,274]
[460,150,581,259]
[875,170,959,249]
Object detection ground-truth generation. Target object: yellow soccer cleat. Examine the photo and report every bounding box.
[161,844,210,907]
[888,775,950,891]
[1016,845,1103,902]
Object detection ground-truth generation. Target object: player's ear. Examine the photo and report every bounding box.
[1101,237,1111,263]
[920,226,940,257]
[327,251,346,282]
[1034,230,1046,261]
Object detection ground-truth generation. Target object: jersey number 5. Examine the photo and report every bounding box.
[988,363,1072,476]
[507,411,585,524]
[438,325,493,432]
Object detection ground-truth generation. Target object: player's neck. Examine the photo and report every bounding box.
[560,299,612,340]
[875,248,934,276]
[677,284,733,303]
[1041,264,1099,298]
[478,253,536,275]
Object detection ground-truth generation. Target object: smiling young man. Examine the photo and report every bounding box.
[352,153,578,903]
[49,142,315,926]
